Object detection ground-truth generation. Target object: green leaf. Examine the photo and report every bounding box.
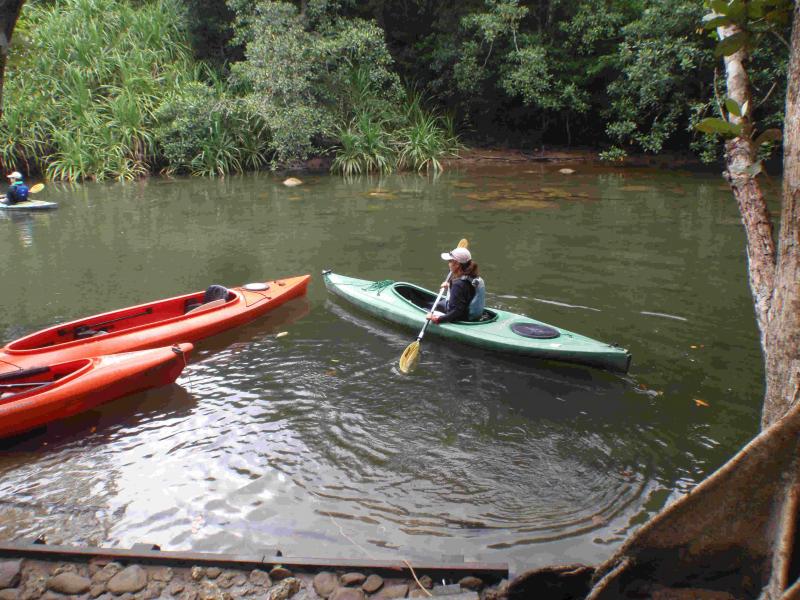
[702,14,733,29]
[725,98,741,116]
[697,117,739,136]
[727,0,746,21]
[709,0,730,15]
[754,128,783,146]
[748,1,766,18]
[715,31,748,57]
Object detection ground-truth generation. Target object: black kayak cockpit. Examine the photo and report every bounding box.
[393,283,497,323]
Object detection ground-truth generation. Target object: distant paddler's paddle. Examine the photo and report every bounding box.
[399,238,469,374]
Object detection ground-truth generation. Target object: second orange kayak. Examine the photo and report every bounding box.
[0,343,192,439]
[0,275,310,373]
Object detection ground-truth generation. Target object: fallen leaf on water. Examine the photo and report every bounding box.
[283,177,303,187]
[276,332,288,338]
[559,168,575,174]
[694,399,710,407]
[325,369,337,376]
[591,515,608,526]
[690,345,697,349]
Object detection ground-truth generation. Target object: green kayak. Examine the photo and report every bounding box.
[323,271,631,372]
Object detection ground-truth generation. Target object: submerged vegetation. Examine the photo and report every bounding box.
[0,0,789,180]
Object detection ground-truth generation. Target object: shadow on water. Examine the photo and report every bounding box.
[0,384,197,453]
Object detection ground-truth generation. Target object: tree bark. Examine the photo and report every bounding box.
[762,2,800,429]
[0,0,26,118]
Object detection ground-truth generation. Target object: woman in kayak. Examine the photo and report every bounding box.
[427,246,485,324]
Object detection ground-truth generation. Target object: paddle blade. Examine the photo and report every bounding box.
[399,341,421,374]
[458,238,468,248]
[29,183,44,194]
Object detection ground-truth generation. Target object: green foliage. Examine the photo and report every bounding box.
[694,0,791,163]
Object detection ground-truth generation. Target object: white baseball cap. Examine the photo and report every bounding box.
[6,171,22,180]
[441,247,472,264]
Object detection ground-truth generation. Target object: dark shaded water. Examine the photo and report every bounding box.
[0,164,766,573]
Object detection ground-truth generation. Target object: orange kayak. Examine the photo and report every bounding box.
[0,275,311,373]
[0,343,192,439]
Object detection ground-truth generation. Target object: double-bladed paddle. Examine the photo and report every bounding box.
[398,238,468,374]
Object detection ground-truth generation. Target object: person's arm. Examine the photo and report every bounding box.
[434,279,470,323]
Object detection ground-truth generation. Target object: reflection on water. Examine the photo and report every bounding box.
[0,166,765,573]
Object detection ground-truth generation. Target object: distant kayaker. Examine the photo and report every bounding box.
[427,247,486,324]
[3,171,29,205]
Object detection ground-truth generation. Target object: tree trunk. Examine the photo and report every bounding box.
[0,0,26,118]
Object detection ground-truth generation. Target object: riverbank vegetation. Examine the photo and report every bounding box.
[0,0,789,181]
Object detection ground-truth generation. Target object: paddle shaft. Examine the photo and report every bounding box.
[416,272,453,342]
[0,382,49,389]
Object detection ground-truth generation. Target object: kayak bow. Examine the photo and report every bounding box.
[0,275,311,373]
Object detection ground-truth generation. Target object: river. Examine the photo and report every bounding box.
[0,162,767,574]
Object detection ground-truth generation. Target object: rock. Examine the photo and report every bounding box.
[268,567,292,582]
[206,569,221,581]
[340,574,365,587]
[19,571,47,600]
[0,562,22,589]
[216,572,246,590]
[47,573,91,595]
[266,578,301,600]
[374,583,408,599]
[198,581,221,600]
[191,568,205,582]
[0,589,19,600]
[108,566,148,594]
[417,576,432,590]
[329,589,364,600]
[409,591,428,598]
[361,575,383,593]
[169,581,186,595]
[149,568,172,583]
[282,178,303,187]
[248,570,271,588]
[178,589,198,600]
[89,584,105,598]
[458,577,482,590]
[92,563,123,585]
[141,581,165,600]
[559,168,575,174]
[312,573,337,598]
[51,564,77,576]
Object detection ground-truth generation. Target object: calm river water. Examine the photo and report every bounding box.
[0,163,767,574]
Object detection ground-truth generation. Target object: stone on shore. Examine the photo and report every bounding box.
[329,588,364,600]
[92,562,122,585]
[206,568,222,580]
[0,589,18,600]
[249,569,271,588]
[458,576,483,590]
[313,572,337,597]
[266,577,301,600]
[107,565,148,594]
[361,574,383,593]
[48,573,91,594]
[0,562,22,589]
[216,571,246,589]
[269,566,293,581]
[374,583,408,598]
[340,573,365,587]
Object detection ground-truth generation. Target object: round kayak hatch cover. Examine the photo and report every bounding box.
[510,322,560,339]
[244,283,270,291]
